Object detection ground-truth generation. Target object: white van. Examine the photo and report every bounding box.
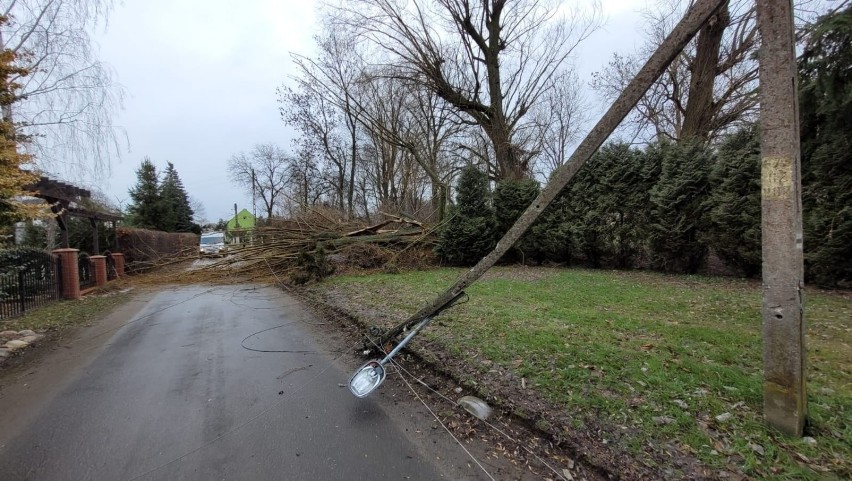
[199,232,228,257]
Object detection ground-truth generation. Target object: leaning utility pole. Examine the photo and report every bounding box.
[756,0,807,437]
[377,0,728,346]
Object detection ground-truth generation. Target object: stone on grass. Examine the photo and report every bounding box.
[4,339,29,351]
[18,329,36,337]
[0,348,10,358]
[653,416,676,425]
[715,412,733,423]
[803,436,817,446]
[0,330,18,338]
[20,335,41,344]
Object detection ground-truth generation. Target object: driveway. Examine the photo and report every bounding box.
[0,285,498,480]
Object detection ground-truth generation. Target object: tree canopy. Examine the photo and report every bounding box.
[126,158,198,233]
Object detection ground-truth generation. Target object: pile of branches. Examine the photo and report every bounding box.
[181,208,439,284]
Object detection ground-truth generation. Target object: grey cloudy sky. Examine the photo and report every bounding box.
[97,0,647,223]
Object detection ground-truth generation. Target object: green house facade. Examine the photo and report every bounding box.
[226,209,256,244]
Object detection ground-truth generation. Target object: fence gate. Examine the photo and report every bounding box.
[105,252,117,281]
[78,252,95,290]
[0,248,60,320]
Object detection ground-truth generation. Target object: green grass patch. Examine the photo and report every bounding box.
[2,290,133,333]
[322,267,850,479]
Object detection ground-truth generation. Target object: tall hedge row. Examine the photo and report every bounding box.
[116,227,199,272]
[435,127,849,287]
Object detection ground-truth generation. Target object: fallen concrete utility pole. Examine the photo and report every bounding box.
[376,0,728,348]
[756,0,807,437]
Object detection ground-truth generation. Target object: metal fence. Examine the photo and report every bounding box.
[105,251,117,281]
[78,252,95,290]
[0,248,61,320]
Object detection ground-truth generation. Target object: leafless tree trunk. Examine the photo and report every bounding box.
[378,0,727,347]
[227,144,291,220]
[332,0,599,180]
[681,2,731,140]
[593,0,760,143]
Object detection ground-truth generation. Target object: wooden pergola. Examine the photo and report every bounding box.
[25,176,122,253]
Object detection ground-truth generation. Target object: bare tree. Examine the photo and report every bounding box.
[332,0,599,180]
[284,149,326,216]
[529,69,587,178]
[1,0,125,177]
[593,0,833,143]
[282,34,365,218]
[227,144,291,220]
[356,74,463,220]
[592,0,756,142]
[189,196,207,225]
[280,84,353,214]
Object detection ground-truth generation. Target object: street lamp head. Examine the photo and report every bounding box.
[348,360,386,398]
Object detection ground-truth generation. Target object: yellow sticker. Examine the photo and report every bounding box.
[762,156,793,200]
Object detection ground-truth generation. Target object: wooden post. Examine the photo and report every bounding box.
[756,0,807,437]
[378,0,728,347]
[91,218,100,255]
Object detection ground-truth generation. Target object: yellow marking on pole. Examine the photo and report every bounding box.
[762,155,793,200]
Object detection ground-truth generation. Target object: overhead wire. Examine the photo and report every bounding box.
[363,313,572,481]
[387,355,572,481]
[391,363,498,481]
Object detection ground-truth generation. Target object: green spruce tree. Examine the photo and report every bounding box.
[648,140,713,273]
[705,126,762,277]
[589,143,651,268]
[799,5,852,286]
[159,162,195,232]
[126,157,162,230]
[435,166,496,265]
[493,178,540,262]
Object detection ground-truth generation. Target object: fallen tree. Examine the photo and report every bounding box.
[175,209,436,283]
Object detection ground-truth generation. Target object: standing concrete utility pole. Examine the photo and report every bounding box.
[756,0,807,437]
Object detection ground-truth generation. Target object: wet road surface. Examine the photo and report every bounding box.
[0,285,487,480]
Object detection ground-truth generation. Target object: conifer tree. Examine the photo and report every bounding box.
[159,162,195,232]
[648,140,713,273]
[493,178,540,262]
[126,157,162,230]
[705,126,762,277]
[799,5,852,286]
[435,166,496,265]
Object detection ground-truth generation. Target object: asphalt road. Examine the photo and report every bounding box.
[0,285,491,481]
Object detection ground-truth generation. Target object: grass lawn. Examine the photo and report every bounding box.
[322,267,850,480]
[2,287,133,333]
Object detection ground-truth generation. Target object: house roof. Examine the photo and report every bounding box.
[226,209,256,230]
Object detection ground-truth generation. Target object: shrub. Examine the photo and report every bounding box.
[648,140,713,273]
[493,178,540,262]
[434,166,496,265]
[704,126,762,277]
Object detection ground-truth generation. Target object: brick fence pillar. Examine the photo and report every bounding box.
[111,252,126,278]
[52,248,81,300]
[90,255,107,286]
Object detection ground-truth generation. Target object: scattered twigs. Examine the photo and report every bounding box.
[158,208,434,284]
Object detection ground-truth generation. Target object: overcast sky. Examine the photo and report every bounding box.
[96,0,648,224]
